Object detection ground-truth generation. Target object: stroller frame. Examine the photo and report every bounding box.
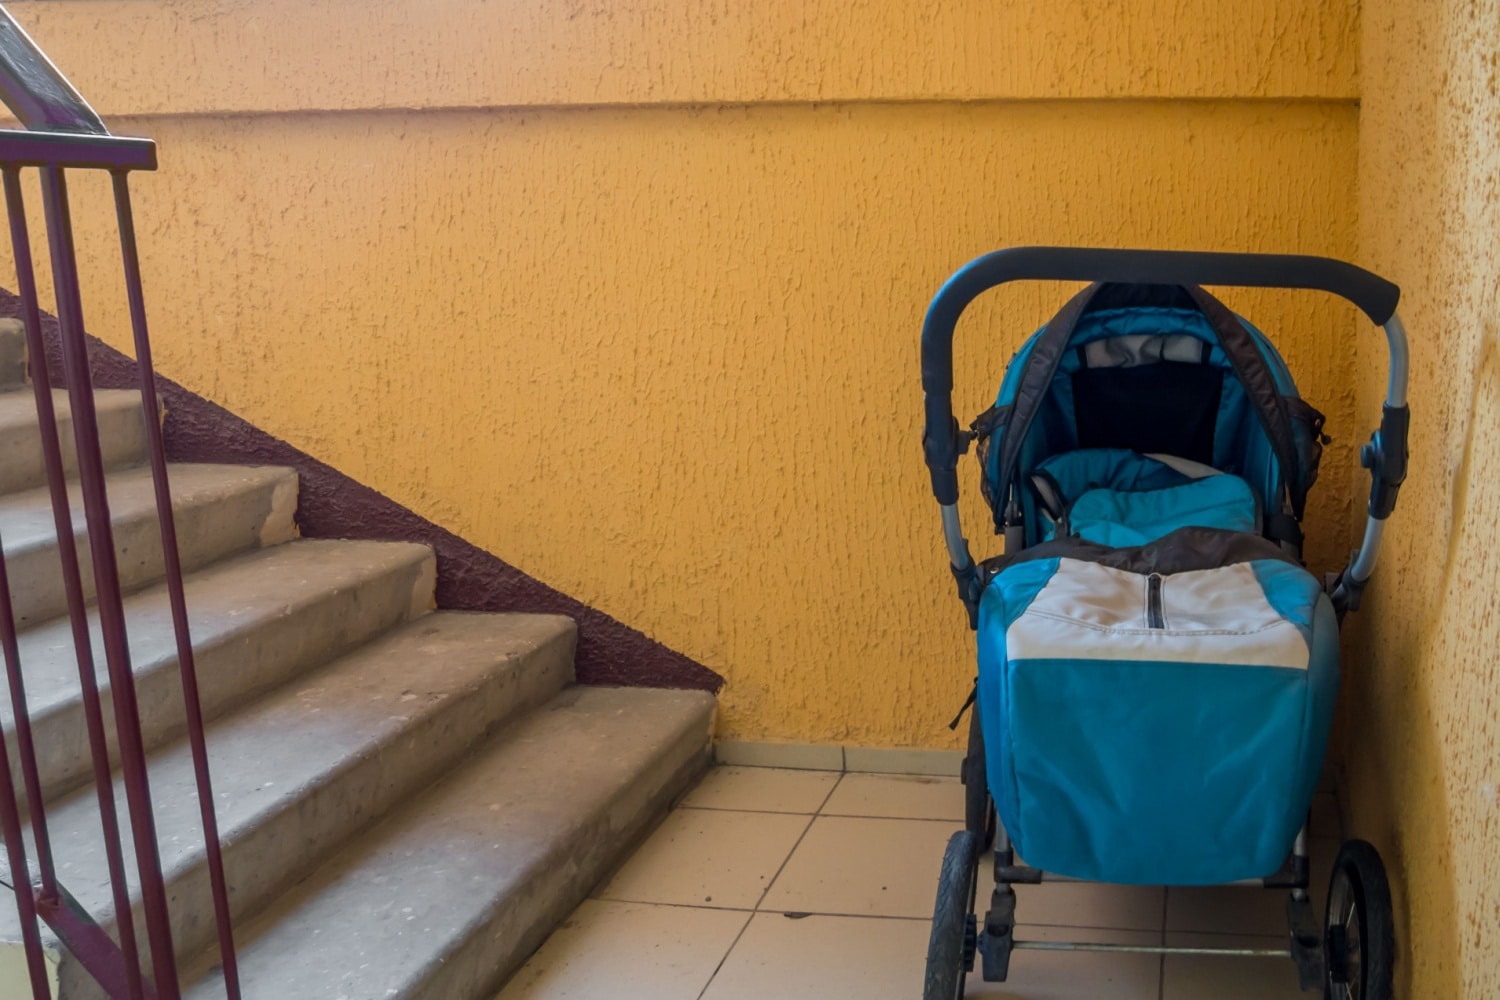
[919,247,1410,999]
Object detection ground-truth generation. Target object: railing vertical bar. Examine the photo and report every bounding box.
[3,163,148,1000]
[39,163,181,999]
[0,475,55,908]
[0,709,50,1000]
[0,535,57,890]
[110,170,240,999]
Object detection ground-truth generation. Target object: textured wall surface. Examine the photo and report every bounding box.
[10,0,1357,112]
[1348,2,1500,996]
[0,3,1361,748]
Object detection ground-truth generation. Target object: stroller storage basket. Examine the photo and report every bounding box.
[978,527,1339,885]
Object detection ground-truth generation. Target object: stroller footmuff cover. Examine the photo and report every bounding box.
[972,283,1337,886]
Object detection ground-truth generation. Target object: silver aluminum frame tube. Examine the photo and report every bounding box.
[1347,311,1410,583]
[1015,940,1290,958]
[940,503,972,571]
[1383,313,1410,409]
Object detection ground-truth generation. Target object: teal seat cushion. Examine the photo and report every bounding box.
[1067,475,1258,547]
[1032,449,1259,546]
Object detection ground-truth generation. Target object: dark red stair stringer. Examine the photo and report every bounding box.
[0,289,722,693]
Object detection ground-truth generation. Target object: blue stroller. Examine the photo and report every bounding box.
[919,248,1409,999]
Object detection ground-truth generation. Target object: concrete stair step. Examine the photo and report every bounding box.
[0,388,150,496]
[180,685,715,1000]
[0,319,26,391]
[2,538,436,805]
[0,463,298,629]
[23,612,579,999]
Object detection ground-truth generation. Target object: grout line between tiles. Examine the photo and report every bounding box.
[817,811,966,822]
[814,770,846,813]
[697,808,823,1000]
[678,772,854,819]
[809,812,963,826]
[719,904,1176,934]
[1158,879,1169,1000]
[677,804,831,817]
[585,896,759,914]
[752,812,820,912]
[693,909,755,1000]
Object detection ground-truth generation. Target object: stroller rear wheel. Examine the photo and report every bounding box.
[1323,839,1395,1000]
[924,830,979,1000]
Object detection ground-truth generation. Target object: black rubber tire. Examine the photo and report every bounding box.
[963,712,997,851]
[924,830,980,1000]
[1323,839,1395,1000]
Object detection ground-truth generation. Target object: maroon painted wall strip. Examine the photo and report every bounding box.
[1,290,723,693]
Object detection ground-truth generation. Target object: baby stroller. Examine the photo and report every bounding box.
[919,248,1409,999]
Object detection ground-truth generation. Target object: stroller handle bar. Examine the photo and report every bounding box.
[921,246,1409,618]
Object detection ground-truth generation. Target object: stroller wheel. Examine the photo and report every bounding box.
[924,830,979,1000]
[963,713,997,851]
[1323,840,1395,1000]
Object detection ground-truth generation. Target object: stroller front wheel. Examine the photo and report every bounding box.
[1323,839,1395,1000]
[924,830,980,1000]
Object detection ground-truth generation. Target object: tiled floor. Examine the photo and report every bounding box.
[498,766,1341,999]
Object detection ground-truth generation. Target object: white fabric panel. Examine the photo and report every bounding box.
[1007,559,1310,669]
[1143,453,1224,480]
[1080,333,1206,369]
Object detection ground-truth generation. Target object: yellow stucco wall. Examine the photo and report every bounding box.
[1,2,1362,749]
[1346,2,1500,996]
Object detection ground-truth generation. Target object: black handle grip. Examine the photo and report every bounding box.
[921,246,1401,503]
[1361,404,1409,519]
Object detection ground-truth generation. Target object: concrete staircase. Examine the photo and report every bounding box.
[0,321,715,998]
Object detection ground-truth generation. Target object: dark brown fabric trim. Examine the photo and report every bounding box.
[0,289,723,693]
[991,281,1100,507]
[984,526,1297,579]
[1181,286,1306,519]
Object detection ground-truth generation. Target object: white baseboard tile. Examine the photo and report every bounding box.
[843,746,963,777]
[713,740,845,771]
[713,741,963,777]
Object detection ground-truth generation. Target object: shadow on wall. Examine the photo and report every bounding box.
[0,288,723,694]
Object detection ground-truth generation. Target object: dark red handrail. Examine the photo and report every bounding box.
[0,6,240,998]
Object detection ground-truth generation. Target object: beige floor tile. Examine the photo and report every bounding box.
[699,912,929,1000]
[680,766,840,813]
[701,915,1161,1000]
[1165,840,1334,936]
[762,816,1165,930]
[1160,933,1308,999]
[977,863,1166,933]
[821,772,966,821]
[497,900,750,999]
[760,816,955,918]
[964,925,1163,999]
[596,808,810,909]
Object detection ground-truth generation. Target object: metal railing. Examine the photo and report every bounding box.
[0,7,239,998]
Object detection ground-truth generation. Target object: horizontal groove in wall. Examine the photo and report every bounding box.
[15,95,1362,128]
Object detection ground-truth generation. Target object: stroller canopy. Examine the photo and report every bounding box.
[971,284,1327,545]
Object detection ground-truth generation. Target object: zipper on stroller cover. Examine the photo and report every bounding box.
[1146,573,1165,628]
